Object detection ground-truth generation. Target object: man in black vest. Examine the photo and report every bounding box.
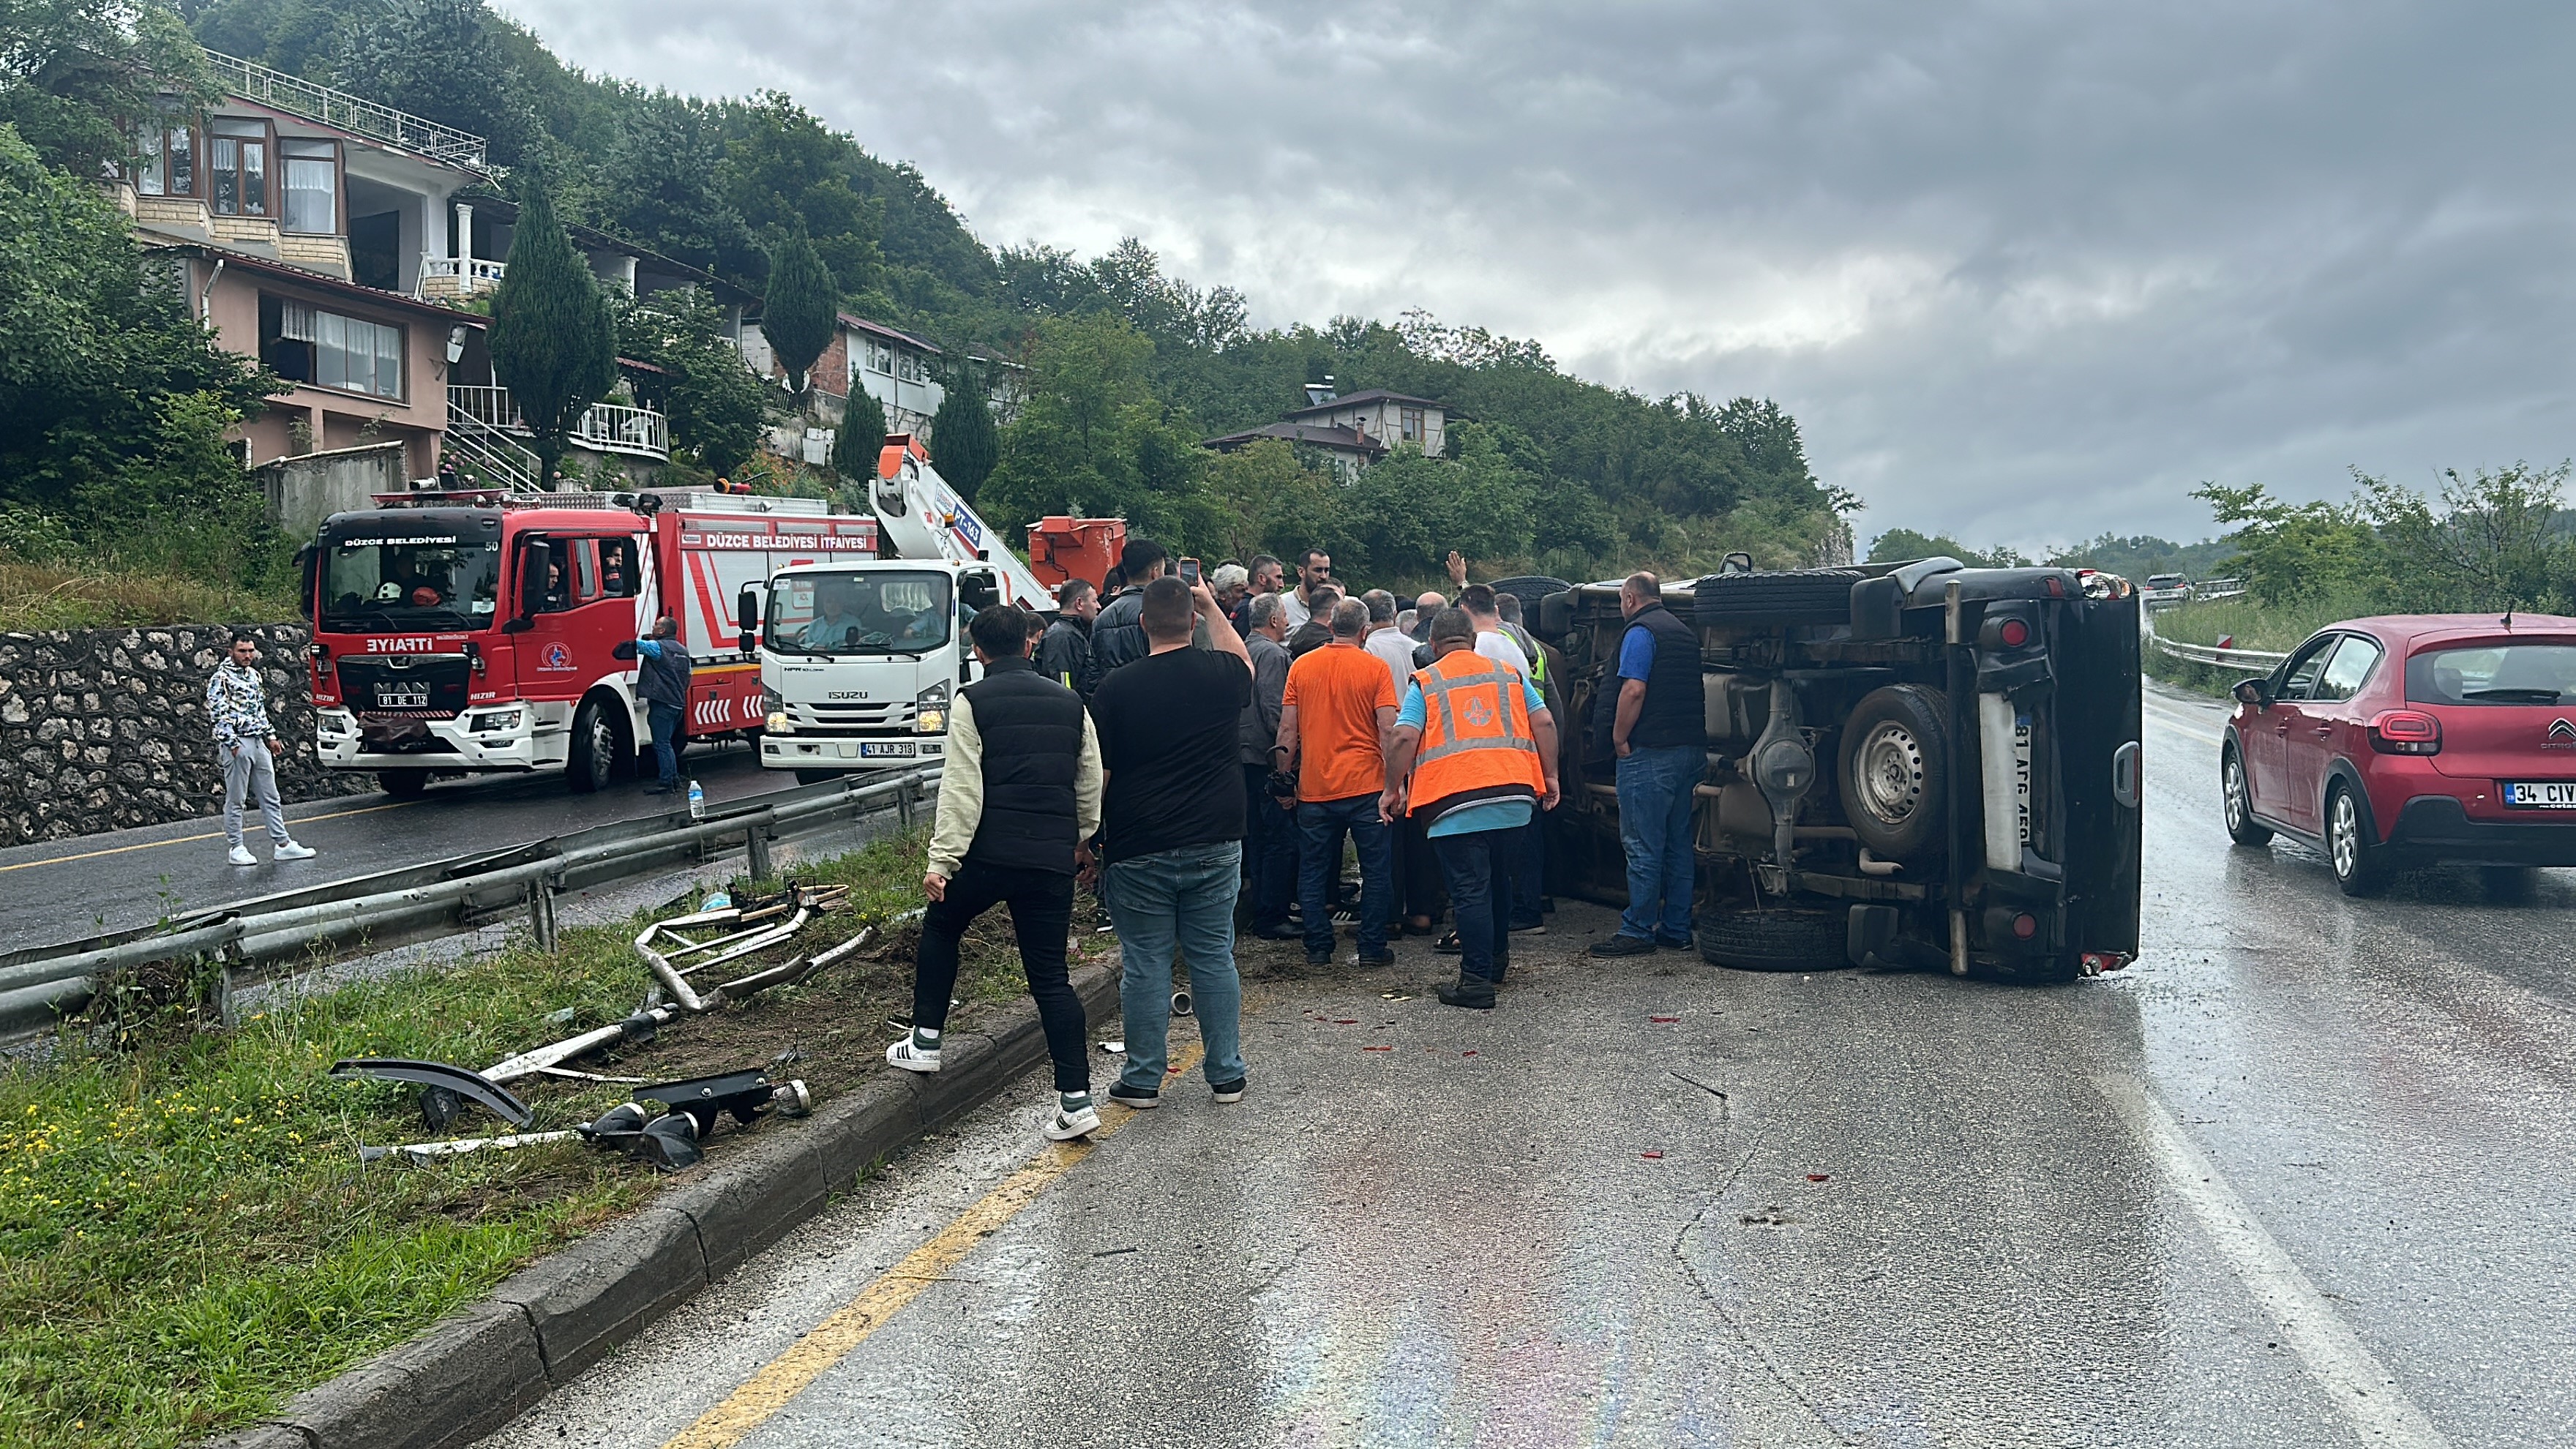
[888,604,1106,1142]
[1592,572,1708,956]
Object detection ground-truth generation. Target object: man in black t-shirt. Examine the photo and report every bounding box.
[1088,574,1254,1110]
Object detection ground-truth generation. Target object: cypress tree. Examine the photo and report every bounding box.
[488,184,615,488]
[831,383,888,482]
[763,228,836,408]
[927,359,997,502]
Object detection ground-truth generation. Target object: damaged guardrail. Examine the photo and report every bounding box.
[0,765,938,1040]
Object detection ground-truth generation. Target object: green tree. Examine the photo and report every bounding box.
[761,227,835,407]
[2190,481,2387,606]
[1866,527,2029,569]
[487,183,615,487]
[927,359,997,501]
[613,286,768,477]
[2355,463,2574,613]
[1198,439,1336,563]
[981,313,1208,542]
[1,0,216,178]
[721,91,881,285]
[331,0,538,165]
[598,92,754,274]
[831,383,886,482]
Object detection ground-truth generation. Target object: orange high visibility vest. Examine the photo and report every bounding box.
[1408,650,1545,820]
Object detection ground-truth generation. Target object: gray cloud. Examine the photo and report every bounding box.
[498,0,2576,549]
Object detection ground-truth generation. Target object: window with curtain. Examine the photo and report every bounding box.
[209,119,267,217]
[279,300,402,397]
[281,140,337,233]
[135,121,194,196]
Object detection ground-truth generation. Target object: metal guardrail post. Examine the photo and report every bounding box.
[528,874,559,955]
[746,823,774,883]
[897,776,916,832]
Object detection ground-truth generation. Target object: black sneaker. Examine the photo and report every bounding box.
[1251,923,1302,941]
[1434,930,1462,954]
[1590,934,1657,958]
[1305,949,1333,967]
[1094,908,1115,934]
[1210,1078,1246,1104]
[1107,1083,1160,1110]
[1653,932,1694,951]
[1353,948,1395,967]
[1437,978,1497,1009]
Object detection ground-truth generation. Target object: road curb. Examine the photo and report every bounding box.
[211,958,1123,1449]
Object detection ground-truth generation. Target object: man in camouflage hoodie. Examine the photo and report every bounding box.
[207,632,316,866]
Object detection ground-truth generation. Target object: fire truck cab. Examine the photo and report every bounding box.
[305,489,875,797]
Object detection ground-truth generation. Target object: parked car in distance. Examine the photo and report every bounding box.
[2141,573,2194,609]
[2220,613,2576,894]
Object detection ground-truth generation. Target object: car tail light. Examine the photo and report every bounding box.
[1998,618,2030,648]
[2368,709,2441,755]
[2011,913,2037,940]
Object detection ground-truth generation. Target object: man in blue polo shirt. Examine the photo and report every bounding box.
[1592,572,1707,956]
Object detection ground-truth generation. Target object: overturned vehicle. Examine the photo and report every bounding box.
[1523,558,2142,983]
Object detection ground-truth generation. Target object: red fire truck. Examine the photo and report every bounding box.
[304,489,878,796]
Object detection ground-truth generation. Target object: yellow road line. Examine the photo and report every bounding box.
[661,1041,1206,1449]
[0,800,418,875]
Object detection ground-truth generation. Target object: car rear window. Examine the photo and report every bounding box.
[2407,643,2576,705]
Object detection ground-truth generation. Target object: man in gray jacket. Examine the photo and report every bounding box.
[1239,593,1297,939]
[208,632,316,865]
[615,617,692,793]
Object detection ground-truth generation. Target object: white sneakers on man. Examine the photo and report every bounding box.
[273,841,315,861]
[227,846,257,866]
[886,1038,943,1072]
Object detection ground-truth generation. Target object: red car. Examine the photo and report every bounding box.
[2221,614,2576,894]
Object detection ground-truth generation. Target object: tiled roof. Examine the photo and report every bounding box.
[1202,422,1389,455]
[1280,388,1447,419]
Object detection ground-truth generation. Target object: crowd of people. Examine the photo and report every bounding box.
[896,536,1712,1145]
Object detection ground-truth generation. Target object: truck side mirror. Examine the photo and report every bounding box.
[736,587,760,654]
[295,544,318,621]
[505,542,547,633]
[2232,678,2270,710]
[960,570,998,612]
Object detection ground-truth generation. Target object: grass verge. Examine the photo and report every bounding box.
[0,561,299,632]
[2143,591,2368,695]
[0,826,1082,1449]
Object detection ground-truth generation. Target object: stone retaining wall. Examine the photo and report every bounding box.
[0,624,369,846]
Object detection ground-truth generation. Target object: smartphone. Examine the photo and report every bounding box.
[1179,557,1202,584]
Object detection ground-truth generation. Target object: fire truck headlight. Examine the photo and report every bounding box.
[468,709,522,733]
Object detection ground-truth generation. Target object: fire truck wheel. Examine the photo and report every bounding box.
[567,700,620,794]
[1836,684,1950,863]
[377,771,430,800]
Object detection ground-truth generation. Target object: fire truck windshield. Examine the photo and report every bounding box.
[319,534,502,632]
[768,570,955,656]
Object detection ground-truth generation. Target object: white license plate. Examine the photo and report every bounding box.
[859,742,915,758]
[2504,781,2576,808]
[377,688,430,710]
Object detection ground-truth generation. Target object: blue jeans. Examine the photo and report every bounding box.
[1106,842,1248,1092]
[1434,825,1524,985]
[1297,795,1390,957]
[646,701,683,786]
[1615,745,1700,940]
[1243,765,1298,932]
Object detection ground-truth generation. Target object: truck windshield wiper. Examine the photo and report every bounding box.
[2463,687,2563,703]
[765,640,831,659]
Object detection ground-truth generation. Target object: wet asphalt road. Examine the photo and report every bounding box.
[460,678,2575,1448]
[0,743,801,953]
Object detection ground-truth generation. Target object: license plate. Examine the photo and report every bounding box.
[377,687,430,710]
[2503,781,2576,808]
[859,742,915,758]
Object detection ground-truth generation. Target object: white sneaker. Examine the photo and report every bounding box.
[272,841,316,861]
[227,845,257,866]
[886,1038,942,1073]
[1045,1100,1101,1141]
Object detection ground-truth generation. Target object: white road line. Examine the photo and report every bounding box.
[2094,1074,2452,1448]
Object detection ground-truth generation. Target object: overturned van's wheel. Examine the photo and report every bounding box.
[1837,684,1950,863]
[1696,907,1850,973]
[1487,575,1573,613]
[1693,568,1861,626]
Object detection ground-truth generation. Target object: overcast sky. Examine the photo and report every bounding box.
[498,1,2576,552]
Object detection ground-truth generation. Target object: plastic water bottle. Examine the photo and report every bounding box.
[686,780,705,820]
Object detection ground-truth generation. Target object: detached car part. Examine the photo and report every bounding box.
[632,883,864,1013]
[330,1057,534,1131]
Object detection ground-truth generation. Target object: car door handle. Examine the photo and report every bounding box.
[2313,725,2332,738]
[2273,721,2291,734]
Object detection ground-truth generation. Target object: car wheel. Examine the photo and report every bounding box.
[2326,785,2389,896]
[377,771,429,801]
[1696,907,1849,973]
[1838,684,1949,862]
[793,768,845,786]
[1692,568,1862,626]
[2221,744,2272,846]
[567,700,618,795]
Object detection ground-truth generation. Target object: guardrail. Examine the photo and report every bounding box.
[0,767,937,1041]
[2143,619,2288,670]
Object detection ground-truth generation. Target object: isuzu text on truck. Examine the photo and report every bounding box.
[745,435,1066,781]
[303,488,877,796]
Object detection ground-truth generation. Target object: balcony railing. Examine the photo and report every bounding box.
[418,254,506,299]
[202,50,488,170]
[450,385,668,462]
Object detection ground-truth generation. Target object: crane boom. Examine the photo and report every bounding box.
[867,433,1056,610]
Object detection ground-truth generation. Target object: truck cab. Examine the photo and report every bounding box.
[749,558,1003,779]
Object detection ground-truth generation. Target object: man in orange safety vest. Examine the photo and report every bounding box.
[1379,606,1561,1008]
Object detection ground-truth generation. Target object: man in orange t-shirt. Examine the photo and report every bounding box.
[1276,597,1399,967]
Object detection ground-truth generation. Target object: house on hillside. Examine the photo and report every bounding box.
[118,50,699,491]
[740,312,1022,460]
[1202,378,1450,482]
